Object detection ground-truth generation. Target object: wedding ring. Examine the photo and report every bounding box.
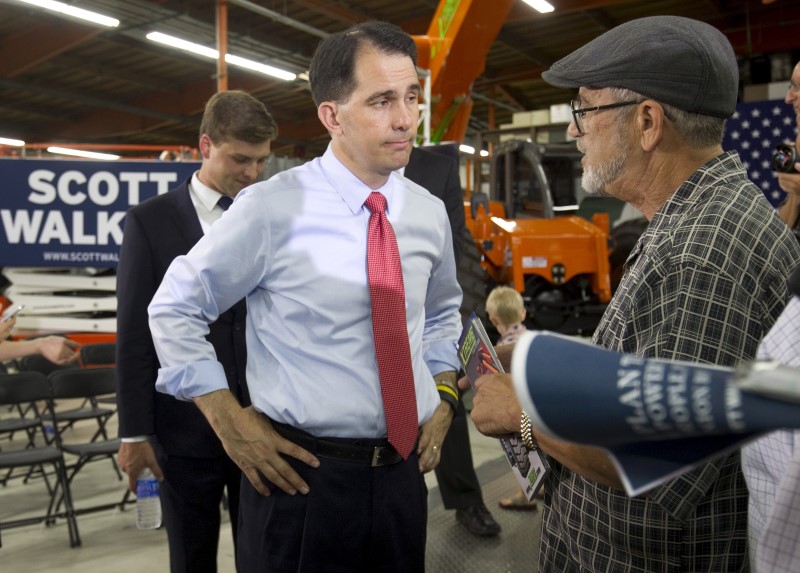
[432,445,439,452]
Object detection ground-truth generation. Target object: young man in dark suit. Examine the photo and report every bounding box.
[115,90,277,573]
[404,145,501,537]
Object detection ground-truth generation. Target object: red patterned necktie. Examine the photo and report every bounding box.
[364,192,418,459]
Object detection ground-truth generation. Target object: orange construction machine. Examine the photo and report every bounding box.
[413,1,634,335]
[463,140,618,334]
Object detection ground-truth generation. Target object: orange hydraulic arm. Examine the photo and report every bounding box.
[412,0,514,144]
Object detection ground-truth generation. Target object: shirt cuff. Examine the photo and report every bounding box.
[155,359,229,401]
[121,436,149,443]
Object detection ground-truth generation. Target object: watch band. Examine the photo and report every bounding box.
[520,411,537,449]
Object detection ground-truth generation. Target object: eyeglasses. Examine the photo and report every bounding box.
[570,99,644,135]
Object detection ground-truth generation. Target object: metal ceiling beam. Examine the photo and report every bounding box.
[290,0,368,27]
[505,0,633,22]
[582,8,617,31]
[0,21,104,78]
[0,78,194,124]
[228,0,330,39]
[471,91,522,113]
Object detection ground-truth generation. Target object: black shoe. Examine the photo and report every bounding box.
[455,503,502,537]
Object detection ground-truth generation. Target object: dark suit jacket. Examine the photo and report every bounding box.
[405,146,466,265]
[115,179,248,457]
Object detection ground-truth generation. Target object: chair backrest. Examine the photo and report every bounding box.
[0,371,51,406]
[17,353,78,376]
[79,343,116,367]
[48,368,116,401]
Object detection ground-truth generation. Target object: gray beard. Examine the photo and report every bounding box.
[581,153,626,194]
[578,131,629,195]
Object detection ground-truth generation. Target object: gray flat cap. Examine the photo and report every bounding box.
[542,16,738,118]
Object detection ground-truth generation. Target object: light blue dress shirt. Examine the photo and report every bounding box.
[149,145,463,439]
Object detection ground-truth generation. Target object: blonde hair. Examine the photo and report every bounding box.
[486,286,525,327]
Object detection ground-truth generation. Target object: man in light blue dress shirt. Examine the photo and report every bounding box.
[148,21,462,572]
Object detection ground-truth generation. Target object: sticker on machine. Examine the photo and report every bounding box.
[522,256,547,269]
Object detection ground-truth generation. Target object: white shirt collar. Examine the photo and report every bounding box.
[190,171,227,213]
[321,144,395,215]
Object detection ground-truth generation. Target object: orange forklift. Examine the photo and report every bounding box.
[463,140,618,334]
[413,0,635,335]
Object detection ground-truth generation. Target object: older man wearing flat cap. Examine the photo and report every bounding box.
[464,15,800,573]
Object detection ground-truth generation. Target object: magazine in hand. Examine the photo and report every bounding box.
[457,312,549,500]
[510,330,800,497]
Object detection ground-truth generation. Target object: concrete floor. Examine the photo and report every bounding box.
[0,394,542,572]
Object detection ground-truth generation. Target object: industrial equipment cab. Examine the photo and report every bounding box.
[465,140,620,335]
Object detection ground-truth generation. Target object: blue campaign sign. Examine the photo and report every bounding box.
[0,158,200,268]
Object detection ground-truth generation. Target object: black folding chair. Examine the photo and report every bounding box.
[0,371,80,548]
[78,343,117,405]
[47,367,130,517]
[0,376,47,485]
[46,368,117,450]
[16,353,80,425]
[79,342,116,367]
[16,353,78,377]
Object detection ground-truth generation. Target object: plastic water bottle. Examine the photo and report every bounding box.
[135,468,162,529]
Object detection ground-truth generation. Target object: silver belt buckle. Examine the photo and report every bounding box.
[371,446,392,467]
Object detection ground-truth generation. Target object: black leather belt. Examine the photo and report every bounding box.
[271,421,406,467]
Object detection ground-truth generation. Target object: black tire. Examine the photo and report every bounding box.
[456,228,489,328]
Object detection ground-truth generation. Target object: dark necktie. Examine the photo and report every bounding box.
[217,195,233,211]
[364,192,418,459]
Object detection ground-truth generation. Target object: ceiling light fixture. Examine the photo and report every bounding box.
[17,0,119,27]
[459,144,476,155]
[47,146,120,160]
[147,32,296,81]
[0,137,25,147]
[522,0,555,14]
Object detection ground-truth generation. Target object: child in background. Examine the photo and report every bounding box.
[485,286,539,510]
[486,286,528,347]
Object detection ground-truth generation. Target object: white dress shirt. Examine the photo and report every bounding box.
[149,144,463,439]
[742,296,800,572]
[188,171,229,233]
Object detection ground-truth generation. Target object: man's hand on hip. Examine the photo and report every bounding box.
[194,390,320,496]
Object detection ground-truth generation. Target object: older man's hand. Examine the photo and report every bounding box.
[469,373,523,438]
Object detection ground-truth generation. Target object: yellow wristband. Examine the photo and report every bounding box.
[436,383,459,410]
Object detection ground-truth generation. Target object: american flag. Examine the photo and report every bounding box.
[722,99,798,207]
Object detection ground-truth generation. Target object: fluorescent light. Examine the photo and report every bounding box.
[459,144,476,155]
[480,150,489,157]
[147,32,217,58]
[17,0,119,27]
[225,55,296,82]
[47,146,120,160]
[522,0,555,14]
[147,32,296,81]
[0,137,25,146]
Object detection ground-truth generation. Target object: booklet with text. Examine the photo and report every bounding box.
[457,312,549,500]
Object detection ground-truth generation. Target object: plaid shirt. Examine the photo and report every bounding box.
[539,151,800,573]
